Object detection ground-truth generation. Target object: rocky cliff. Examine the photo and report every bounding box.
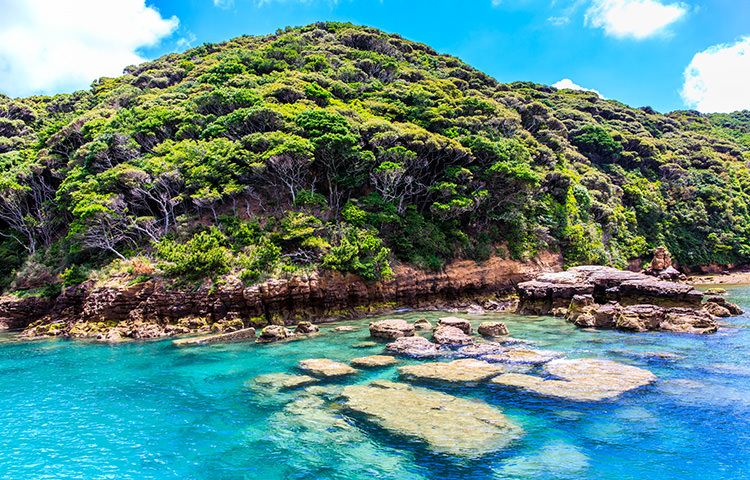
[0,252,562,340]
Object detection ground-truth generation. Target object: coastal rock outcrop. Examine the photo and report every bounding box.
[413,318,433,330]
[294,322,320,334]
[437,317,473,334]
[252,373,319,390]
[350,355,398,368]
[341,380,523,457]
[259,325,294,342]
[490,358,656,402]
[173,327,256,346]
[518,265,717,333]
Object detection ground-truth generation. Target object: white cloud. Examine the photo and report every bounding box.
[585,0,687,39]
[0,0,178,97]
[682,37,750,113]
[214,0,235,8]
[552,78,604,98]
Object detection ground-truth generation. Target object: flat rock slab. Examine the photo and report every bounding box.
[332,326,359,332]
[490,358,656,402]
[341,380,523,457]
[456,342,507,358]
[399,359,505,385]
[437,317,473,334]
[173,327,256,346]
[369,319,415,340]
[414,318,434,330]
[253,373,319,390]
[350,355,399,368]
[386,336,445,358]
[299,359,359,378]
[484,348,562,365]
[351,341,378,348]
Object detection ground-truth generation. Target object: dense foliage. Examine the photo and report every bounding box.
[2,22,749,292]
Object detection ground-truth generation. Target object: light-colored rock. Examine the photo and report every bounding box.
[294,321,319,334]
[705,302,731,317]
[484,348,562,365]
[350,355,399,368]
[705,296,744,315]
[369,319,415,340]
[258,325,293,342]
[298,359,358,378]
[173,327,256,346]
[399,359,505,385]
[413,318,433,330]
[490,358,656,402]
[252,372,319,390]
[477,321,509,337]
[437,316,472,334]
[432,325,473,345]
[341,380,523,457]
[351,341,378,348]
[385,336,444,358]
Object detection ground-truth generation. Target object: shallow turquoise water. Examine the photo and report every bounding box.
[2,288,750,479]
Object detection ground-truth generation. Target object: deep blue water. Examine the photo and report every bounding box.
[2,286,750,480]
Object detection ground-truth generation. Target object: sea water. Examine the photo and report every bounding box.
[1,287,749,480]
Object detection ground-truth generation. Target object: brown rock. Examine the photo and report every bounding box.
[437,316,472,334]
[650,246,672,272]
[705,296,744,315]
[258,325,294,342]
[173,327,256,346]
[432,325,473,345]
[484,348,562,365]
[477,321,509,337]
[413,318,433,330]
[369,319,415,340]
[704,302,732,318]
[294,321,320,334]
[456,342,506,358]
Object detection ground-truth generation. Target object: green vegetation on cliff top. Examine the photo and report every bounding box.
[1,22,749,293]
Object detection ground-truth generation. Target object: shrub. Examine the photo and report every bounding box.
[155,228,232,279]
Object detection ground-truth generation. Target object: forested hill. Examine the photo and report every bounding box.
[1,22,749,294]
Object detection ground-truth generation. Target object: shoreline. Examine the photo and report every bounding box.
[687,270,750,286]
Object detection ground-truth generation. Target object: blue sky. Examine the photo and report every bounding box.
[1,0,749,113]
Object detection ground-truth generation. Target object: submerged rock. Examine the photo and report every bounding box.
[172,327,256,346]
[298,359,358,378]
[490,358,656,402]
[456,342,507,358]
[385,336,444,358]
[351,341,378,348]
[252,372,319,390]
[432,325,473,345]
[369,319,415,340]
[294,321,320,334]
[332,326,358,332]
[399,359,504,385]
[477,321,509,337]
[341,380,523,457]
[437,317,472,334]
[350,355,398,368]
[258,325,294,342]
[484,348,562,365]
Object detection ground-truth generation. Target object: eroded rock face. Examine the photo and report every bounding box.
[433,325,473,345]
[298,359,358,378]
[341,380,523,457]
[566,301,718,334]
[259,325,294,342]
[385,336,444,358]
[477,321,509,337]
[705,296,744,316]
[350,355,398,368]
[294,321,320,334]
[650,246,672,272]
[490,358,656,402]
[437,317,472,334]
[369,319,415,340]
[399,359,504,385]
